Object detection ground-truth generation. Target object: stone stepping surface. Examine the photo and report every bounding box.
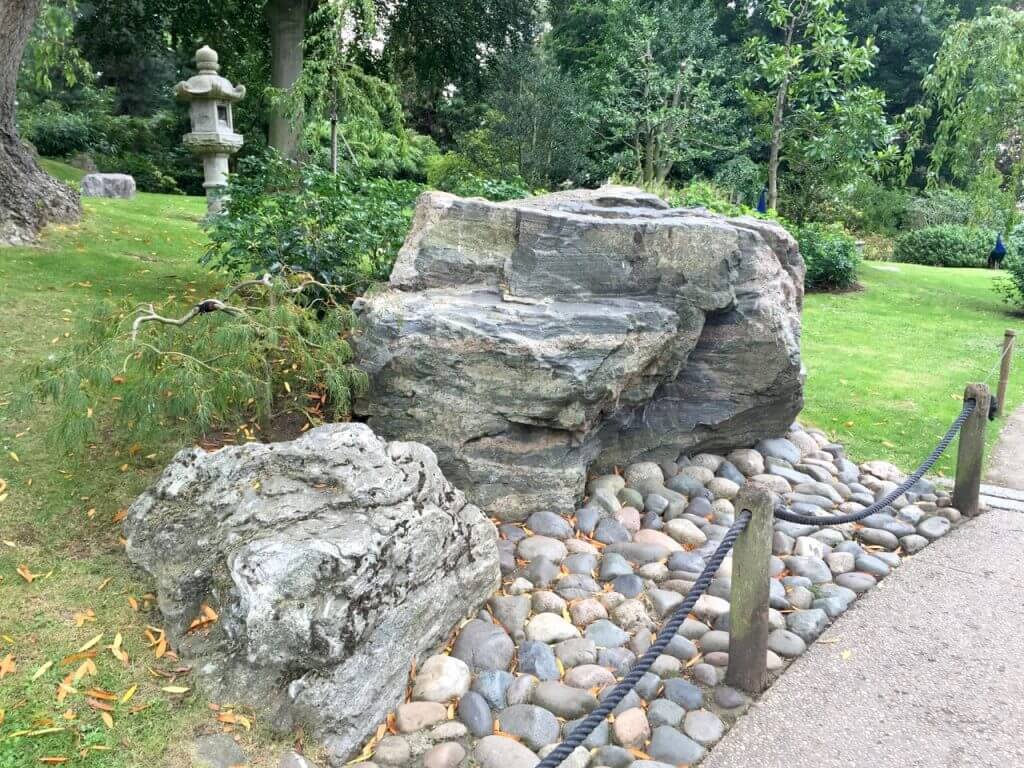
[346,423,965,768]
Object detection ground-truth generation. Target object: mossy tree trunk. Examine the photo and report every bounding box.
[266,0,309,159]
[0,0,80,245]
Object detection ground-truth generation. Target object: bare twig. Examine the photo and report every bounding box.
[131,301,244,341]
[222,273,273,299]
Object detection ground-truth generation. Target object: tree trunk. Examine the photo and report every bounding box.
[1,0,80,245]
[767,78,788,212]
[267,0,308,158]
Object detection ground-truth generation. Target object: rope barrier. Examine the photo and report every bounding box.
[773,398,976,527]
[537,394,979,767]
[535,510,752,768]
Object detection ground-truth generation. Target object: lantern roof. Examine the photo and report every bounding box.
[174,46,246,103]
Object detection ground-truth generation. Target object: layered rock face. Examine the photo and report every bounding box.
[354,186,804,521]
[124,424,499,762]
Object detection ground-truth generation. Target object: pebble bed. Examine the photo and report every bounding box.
[347,423,964,768]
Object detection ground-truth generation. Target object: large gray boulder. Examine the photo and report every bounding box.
[81,172,136,198]
[354,186,804,521]
[124,423,499,763]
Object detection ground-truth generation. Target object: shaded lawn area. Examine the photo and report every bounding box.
[1,166,1020,766]
[801,261,1022,477]
[0,183,290,767]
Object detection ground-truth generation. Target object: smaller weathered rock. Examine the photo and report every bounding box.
[396,701,447,732]
[714,685,749,710]
[422,742,467,768]
[373,736,410,767]
[786,609,829,644]
[533,681,599,719]
[918,516,951,540]
[586,620,630,648]
[81,172,136,198]
[835,571,877,594]
[683,710,725,745]
[490,595,531,642]
[473,670,513,710]
[527,511,574,539]
[498,704,561,751]
[526,613,580,643]
[474,735,539,768]
[507,674,539,706]
[612,707,651,749]
[190,735,248,768]
[648,698,686,728]
[662,678,703,710]
[413,655,472,702]
[452,620,515,671]
[556,638,598,667]
[767,629,806,658]
[649,725,706,765]
[278,750,314,768]
[900,534,929,554]
[457,691,493,737]
[519,641,561,681]
[784,556,833,584]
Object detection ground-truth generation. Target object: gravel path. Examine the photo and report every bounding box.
[702,508,1024,768]
[986,404,1024,490]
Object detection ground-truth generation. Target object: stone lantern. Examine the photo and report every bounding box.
[174,46,246,214]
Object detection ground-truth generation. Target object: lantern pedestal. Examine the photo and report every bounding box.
[174,46,246,216]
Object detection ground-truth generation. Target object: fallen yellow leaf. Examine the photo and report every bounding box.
[76,634,103,653]
[31,660,53,681]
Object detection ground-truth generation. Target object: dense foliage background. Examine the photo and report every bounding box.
[15,0,1024,299]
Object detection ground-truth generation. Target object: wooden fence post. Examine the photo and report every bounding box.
[726,481,774,694]
[954,383,991,517]
[995,329,1016,418]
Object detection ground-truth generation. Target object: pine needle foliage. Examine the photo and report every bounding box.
[26,277,367,455]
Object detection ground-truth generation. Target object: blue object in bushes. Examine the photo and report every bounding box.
[990,233,1007,269]
[756,188,768,214]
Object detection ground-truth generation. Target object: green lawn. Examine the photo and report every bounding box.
[0,164,1020,767]
[802,261,1022,476]
[0,183,289,768]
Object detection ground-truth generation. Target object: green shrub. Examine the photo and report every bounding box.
[842,180,912,235]
[902,178,1017,234]
[94,151,183,194]
[712,156,763,207]
[27,279,366,455]
[903,188,974,230]
[204,151,423,292]
[892,225,994,268]
[996,253,1024,311]
[793,223,861,290]
[658,179,752,217]
[425,151,532,201]
[19,100,105,156]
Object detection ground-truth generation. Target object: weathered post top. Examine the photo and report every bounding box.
[174,46,246,214]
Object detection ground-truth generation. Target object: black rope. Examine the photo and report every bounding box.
[773,398,976,527]
[536,511,752,768]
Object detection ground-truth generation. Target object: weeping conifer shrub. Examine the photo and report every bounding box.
[27,275,367,455]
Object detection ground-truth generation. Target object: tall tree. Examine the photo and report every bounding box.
[473,48,595,187]
[267,0,309,157]
[1,0,80,245]
[745,0,879,210]
[844,0,957,116]
[378,0,538,141]
[548,0,742,185]
[924,6,1024,186]
[592,0,741,185]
